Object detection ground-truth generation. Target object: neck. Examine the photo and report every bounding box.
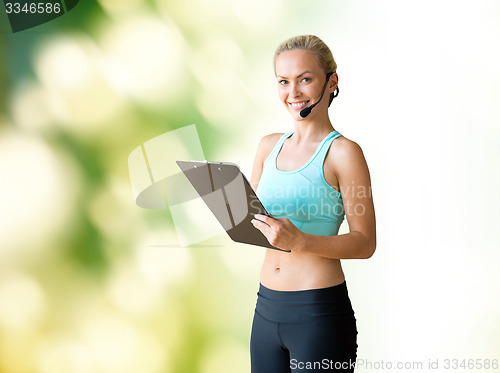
[292,117,335,142]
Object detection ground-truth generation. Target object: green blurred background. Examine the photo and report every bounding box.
[1,0,500,372]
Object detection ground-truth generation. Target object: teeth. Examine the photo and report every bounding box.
[290,102,307,109]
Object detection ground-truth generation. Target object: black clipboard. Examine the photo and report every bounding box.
[176,160,290,252]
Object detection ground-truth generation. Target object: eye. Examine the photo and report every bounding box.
[278,79,288,85]
[301,77,311,83]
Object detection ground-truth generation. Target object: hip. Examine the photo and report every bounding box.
[254,281,356,324]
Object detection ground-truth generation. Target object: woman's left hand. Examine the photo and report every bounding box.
[251,214,304,252]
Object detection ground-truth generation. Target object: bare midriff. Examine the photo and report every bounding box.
[260,247,345,291]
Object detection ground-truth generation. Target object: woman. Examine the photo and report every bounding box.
[249,35,376,373]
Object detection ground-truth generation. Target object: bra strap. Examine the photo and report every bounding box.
[310,131,343,168]
[264,131,293,165]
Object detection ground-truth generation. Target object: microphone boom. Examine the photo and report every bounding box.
[299,72,334,118]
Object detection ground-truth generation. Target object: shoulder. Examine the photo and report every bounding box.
[251,133,285,187]
[256,132,285,159]
[326,135,368,172]
[259,132,285,148]
[332,135,364,159]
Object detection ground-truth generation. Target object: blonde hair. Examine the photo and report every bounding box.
[274,35,338,105]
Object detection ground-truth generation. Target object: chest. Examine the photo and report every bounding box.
[275,140,340,192]
[276,141,321,172]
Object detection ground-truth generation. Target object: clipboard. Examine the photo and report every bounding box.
[176,160,290,252]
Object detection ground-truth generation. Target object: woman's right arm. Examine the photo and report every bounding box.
[250,133,283,191]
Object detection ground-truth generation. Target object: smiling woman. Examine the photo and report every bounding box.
[249,35,376,373]
[273,35,339,114]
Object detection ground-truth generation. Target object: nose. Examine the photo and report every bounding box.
[290,82,301,98]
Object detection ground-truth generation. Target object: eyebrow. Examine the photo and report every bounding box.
[276,71,313,79]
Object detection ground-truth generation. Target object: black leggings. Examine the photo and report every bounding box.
[250,282,357,373]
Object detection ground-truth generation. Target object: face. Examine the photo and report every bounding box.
[275,49,337,121]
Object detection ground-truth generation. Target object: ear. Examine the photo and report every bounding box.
[329,72,338,93]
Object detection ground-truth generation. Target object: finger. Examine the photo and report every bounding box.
[251,218,269,230]
[251,219,274,243]
[254,214,274,227]
[252,220,275,240]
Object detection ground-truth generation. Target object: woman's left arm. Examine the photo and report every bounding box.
[252,139,376,259]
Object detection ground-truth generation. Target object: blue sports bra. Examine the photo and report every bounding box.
[256,130,345,236]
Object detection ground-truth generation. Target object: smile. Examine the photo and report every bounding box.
[288,101,310,110]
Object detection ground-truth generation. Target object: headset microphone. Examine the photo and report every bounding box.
[299,72,336,118]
